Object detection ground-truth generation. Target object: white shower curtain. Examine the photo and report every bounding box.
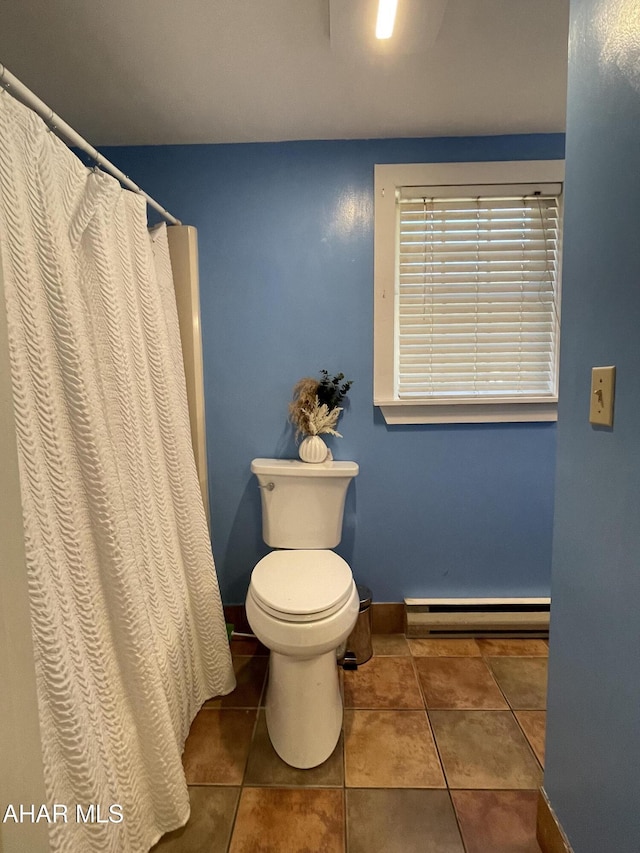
[0,93,235,852]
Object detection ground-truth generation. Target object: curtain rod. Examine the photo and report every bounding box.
[0,63,181,226]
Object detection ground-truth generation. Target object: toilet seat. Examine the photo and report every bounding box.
[250,550,354,623]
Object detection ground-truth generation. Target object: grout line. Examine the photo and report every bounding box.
[512,709,546,771]
[341,672,348,806]
[407,645,450,791]
[408,647,429,711]
[225,785,243,853]
[423,708,450,792]
[408,643,468,851]
[447,787,471,853]
[482,654,514,709]
[257,655,269,708]
[226,659,267,853]
[342,785,348,853]
[242,665,266,785]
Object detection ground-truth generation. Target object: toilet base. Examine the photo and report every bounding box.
[265,650,342,769]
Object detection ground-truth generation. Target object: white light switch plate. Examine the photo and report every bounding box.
[589,366,616,426]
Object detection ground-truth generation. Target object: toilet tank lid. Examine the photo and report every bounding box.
[251,458,359,478]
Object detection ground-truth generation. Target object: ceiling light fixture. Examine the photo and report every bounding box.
[375,0,398,39]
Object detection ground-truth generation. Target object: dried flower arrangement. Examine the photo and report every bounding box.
[289,370,353,439]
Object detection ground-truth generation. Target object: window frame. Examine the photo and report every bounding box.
[373,160,565,425]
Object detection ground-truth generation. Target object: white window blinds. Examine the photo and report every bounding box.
[396,183,562,401]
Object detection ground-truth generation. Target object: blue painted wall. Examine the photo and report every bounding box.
[543,1,640,850]
[105,134,564,604]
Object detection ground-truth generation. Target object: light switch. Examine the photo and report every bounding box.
[589,366,616,426]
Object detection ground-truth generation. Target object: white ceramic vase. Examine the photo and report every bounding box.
[298,435,329,463]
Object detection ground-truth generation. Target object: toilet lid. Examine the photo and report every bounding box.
[250,550,354,622]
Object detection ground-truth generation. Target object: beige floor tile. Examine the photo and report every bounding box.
[451,790,541,853]
[347,789,464,853]
[488,658,548,709]
[477,639,548,657]
[515,711,546,766]
[372,634,410,656]
[344,656,424,709]
[244,711,343,786]
[415,657,508,710]
[182,709,256,784]
[151,787,240,853]
[204,656,267,708]
[229,788,344,853]
[429,710,542,789]
[344,710,445,788]
[409,638,481,657]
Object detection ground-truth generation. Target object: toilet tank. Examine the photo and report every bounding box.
[251,458,359,549]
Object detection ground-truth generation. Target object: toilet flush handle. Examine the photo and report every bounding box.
[258,481,275,491]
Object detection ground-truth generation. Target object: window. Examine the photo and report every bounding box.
[374,161,564,424]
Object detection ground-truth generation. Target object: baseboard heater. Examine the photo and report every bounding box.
[404,597,551,638]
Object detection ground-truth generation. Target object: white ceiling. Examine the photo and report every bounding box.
[0,0,569,146]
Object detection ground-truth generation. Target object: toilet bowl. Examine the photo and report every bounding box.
[245,458,359,769]
[247,550,359,768]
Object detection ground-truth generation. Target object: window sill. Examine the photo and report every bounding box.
[377,400,558,425]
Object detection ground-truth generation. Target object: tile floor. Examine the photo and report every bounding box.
[152,635,548,853]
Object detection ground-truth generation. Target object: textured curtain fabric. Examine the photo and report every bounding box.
[0,93,235,852]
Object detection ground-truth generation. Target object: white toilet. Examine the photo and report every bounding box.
[246,457,359,769]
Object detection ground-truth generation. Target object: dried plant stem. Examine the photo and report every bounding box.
[289,378,342,439]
